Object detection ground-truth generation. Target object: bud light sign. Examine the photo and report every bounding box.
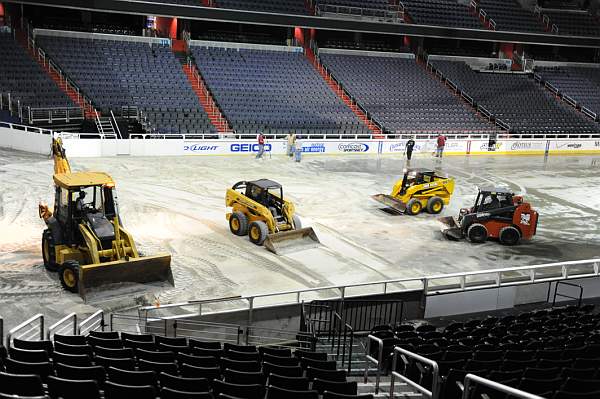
[184,144,219,153]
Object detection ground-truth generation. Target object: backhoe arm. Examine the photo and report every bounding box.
[52,137,71,175]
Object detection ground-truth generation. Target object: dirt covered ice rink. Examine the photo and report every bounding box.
[1,149,600,328]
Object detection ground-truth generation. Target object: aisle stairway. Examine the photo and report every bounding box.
[175,51,233,135]
[304,47,385,138]
[15,29,97,119]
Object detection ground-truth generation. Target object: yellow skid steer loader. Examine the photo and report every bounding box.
[372,168,455,215]
[39,138,173,299]
[225,179,320,254]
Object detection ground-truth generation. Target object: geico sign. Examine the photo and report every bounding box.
[230,143,272,152]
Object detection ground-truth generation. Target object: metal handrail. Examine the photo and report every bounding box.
[463,374,545,399]
[139,258,600,321]
[110,110,123,139]
[552,281,583,308]
[78,310,105,335]
[47,312,78,339]
[0,317,3,345]
[6,314,44,347]
[363,334,384,394]
[391,346,440,398]
[95,110,104,135]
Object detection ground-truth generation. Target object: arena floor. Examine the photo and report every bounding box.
[2,149,600,329]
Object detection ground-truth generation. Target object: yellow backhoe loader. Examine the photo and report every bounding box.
[39,138,173,299]
[225,179,320,254]
[372,168,455,215]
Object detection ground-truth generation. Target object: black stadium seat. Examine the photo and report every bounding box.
[137,359,179,375]
[180,364,221,380]
[47,376,101,399]
[93,355,136,371]
[312,379,357,395]
[224,369,265,385]
[0,372,45,397]
[8,348,50,363]
[159,372,210,392]
[3,359,54,383]
[177,353,218,368]
[11,339,53,355]
[103,381,156,399]
[55,363,106,384]
[107,366,157,387]
[51,351,92,367]
[53,342,92,356]
[189,339,222,350]
[161,387,214,399]
[212,380,264,399]
[266,386,319,399]
[267,374,310,390]
[53,334,87,345]
[135,348,176,363]
[93,346,134,359]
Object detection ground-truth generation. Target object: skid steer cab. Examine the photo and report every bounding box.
[439,187,538,245]
[372,168,455,215]
[225,179,320,254]
[40,172,172,298]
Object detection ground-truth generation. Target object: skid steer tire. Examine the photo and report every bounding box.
[427,196,444,214]
[406,199,422,215]
[42,229,58,272]
[467,223,488,243]
[293,215,302,230]
[499,226,521,246]
[230,211,249,236]
[249,221,269,246]
[59,260,80,293]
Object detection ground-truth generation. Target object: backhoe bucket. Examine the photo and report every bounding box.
[264,228,321,255]
[371,194,406,214]
[438,216,464,240]
[78,253,173,299]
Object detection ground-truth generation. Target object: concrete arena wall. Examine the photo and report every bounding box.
[0,126,52,154]
[58,137,600,157]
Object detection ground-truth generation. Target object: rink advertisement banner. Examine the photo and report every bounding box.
[32,133,600,157]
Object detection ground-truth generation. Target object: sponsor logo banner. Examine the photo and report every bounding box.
[230,143,272,153]
[184,144,219,153]
[302,143,326,153]
[338,143,369,152]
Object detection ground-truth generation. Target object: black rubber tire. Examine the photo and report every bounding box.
[229,211,249,236]
[499,225,521,246]
[467,223,488,243]
[426,196,444,214]
[248,221,269,246]
[406,198,422,216]
[292,215,302,230]
[59,260,80,293]
[42,229,58,272]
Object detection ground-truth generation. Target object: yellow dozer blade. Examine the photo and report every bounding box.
[371,194,407,214]
[263,227,321,255]
[78,253,173,298]
[438,216,464,240]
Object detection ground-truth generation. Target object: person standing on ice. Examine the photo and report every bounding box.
[256,132,265,159]
[405,136,415,162]
[286,133,296,157]
[294,139,302,163]
[435,133,446,158]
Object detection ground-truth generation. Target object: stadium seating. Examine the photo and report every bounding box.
[477,0,546,33]
[402,0,482,29]
[0,33,74,109]
[215,0,310,15]
[36,35,216,135]
[0,331,351,399]
[536,66,600,117]
[319,53,496,134]
[543,10,600,37]
[430,59,600,135]
[191,45,368,136]
[374,304,600,399]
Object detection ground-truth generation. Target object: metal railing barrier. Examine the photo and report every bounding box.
[78,310,105,335]
[391,346,440,398]
[6,314,44,347]
[462,374,545,399]
[363,334,384,393]
[47,312,78,339]
[552,281,583,308]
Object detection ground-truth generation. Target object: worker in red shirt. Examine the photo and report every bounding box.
[435,134,447,158]
[256,132,265,159]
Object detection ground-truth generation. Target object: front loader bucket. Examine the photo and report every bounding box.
[78,253,173,299]
[438,216,464,240]
[264,228,321,255]
[371,194,406,214]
